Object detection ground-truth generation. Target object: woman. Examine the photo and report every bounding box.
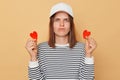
[25,2,97,80]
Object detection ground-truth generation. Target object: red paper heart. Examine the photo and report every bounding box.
[83,30,91,39]
[30,31,38,40]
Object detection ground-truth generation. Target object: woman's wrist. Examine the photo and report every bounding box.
[85,53,92,58]
[30,56,37,61]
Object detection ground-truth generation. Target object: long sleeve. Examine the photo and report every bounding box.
[79,56,94,80]
[28,59,45,80]
[28,45,45,80]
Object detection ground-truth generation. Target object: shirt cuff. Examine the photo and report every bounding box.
[85,56,94,64]
[29,60,39,68]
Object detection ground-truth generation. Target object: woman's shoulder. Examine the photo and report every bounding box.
[37,41,49,47]
[75,41,85,48]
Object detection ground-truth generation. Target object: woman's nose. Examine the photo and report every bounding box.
[60,20,64,26]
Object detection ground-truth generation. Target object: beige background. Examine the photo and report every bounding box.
[0,0,120,80]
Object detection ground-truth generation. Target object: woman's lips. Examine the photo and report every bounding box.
[58,28,65,30]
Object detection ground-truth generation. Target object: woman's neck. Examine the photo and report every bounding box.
[55,36,68,45]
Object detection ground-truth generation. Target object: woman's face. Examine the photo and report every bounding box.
[53,12,70,37]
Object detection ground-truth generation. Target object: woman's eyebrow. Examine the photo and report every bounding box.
[54,17,69,19]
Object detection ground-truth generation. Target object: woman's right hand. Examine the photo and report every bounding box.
[25,38,38,61]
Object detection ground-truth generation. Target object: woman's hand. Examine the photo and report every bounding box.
[25,38,38,61]
[85,37,97,57]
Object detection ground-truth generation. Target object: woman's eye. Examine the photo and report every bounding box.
[54,18,60,22]
[64,19,70,22]
[54,18,70,22]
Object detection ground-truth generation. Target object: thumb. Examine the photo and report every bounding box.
[85,38,89,46]
[85,37,90,49]
[85,39,89,49]
[33,39,37,42]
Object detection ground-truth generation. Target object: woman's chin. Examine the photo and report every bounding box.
[56,34,68,37]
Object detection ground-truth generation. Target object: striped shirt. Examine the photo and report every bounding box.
[28,42,94,80]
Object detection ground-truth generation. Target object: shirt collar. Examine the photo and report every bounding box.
[55,43,69,47]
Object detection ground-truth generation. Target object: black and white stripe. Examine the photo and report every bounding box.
[28,42,94,80]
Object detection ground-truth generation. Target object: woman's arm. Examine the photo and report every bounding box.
[79,37,96,80]
[25,39,45,79]
[79,56,94,80]
[28,55,45,80]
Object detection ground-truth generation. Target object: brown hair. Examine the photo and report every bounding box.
[48,14,77,48]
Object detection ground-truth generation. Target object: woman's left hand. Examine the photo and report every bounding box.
[85,37,97,57]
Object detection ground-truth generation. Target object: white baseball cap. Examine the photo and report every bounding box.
[50,2,73,17]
